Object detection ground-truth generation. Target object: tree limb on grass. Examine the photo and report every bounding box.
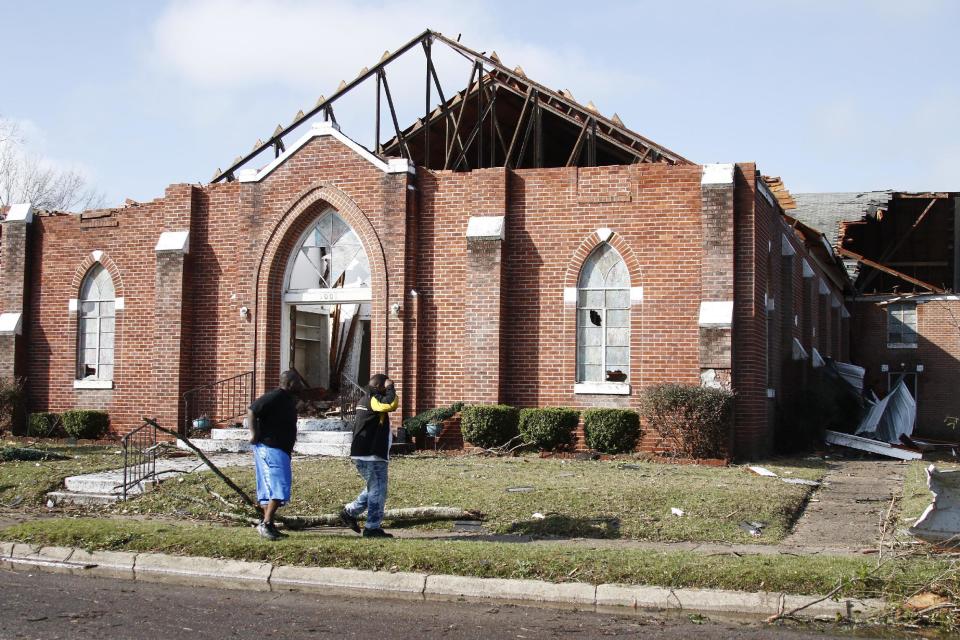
[220,507,483,530]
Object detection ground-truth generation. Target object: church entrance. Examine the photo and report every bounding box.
[280,208,372,399]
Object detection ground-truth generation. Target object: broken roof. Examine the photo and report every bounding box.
[789,191,893,247]
[212,30,690,181]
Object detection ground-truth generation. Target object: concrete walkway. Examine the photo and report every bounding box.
[782,458,908,553]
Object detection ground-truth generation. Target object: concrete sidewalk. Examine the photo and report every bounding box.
[0,541,884,621]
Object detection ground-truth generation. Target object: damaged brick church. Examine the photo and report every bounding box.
[0,31,855,459]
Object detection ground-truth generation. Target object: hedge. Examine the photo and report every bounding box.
[27,412,61,438]
[583,408,640,453]
[61,410,110,440]
[460,404,518,449]
[518,408,579,451]
[403,402,465,437]
[642,383,733,459]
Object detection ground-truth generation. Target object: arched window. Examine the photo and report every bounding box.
[288,211,371,290]
[77,265,116,381]
[577,244,630,383]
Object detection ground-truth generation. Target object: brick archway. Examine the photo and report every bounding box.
[563,230,642,289]
[70,251,125,298]
[253,182,388,393]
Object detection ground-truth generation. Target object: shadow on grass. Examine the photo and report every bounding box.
[506,514,621,539]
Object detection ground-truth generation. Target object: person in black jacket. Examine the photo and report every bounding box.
[339,374,399,538]
[247,370,303,540]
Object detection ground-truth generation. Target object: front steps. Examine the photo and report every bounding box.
[178,418,354,457]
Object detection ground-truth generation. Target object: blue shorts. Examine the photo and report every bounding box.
[252,444,292,505]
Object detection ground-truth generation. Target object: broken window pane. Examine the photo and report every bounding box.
[288,211,371,291]
[576,242,631,384]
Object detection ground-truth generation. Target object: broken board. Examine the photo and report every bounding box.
[825,429,922,460]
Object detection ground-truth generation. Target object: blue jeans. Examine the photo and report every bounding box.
[345,459,389,530]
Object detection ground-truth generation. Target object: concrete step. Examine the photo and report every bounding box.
[297,418,353,432]
[209,429,352,444]
[293,442,351,457]
[178,438,251,454]
[46,491,122,507]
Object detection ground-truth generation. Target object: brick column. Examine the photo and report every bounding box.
[699,164,735,388]
[0,204,33,386]
[464,216,505,404]
[153,231,190,433]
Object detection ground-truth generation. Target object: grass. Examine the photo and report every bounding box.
[121,453,826,544]
[898,459,960,529]
[0,441,122,506]
[0,516,949,600]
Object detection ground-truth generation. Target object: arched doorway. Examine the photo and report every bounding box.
[280,207,372,391]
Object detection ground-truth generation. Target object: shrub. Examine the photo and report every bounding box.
[0,376,25,433]
[61,410,110,440]
[403,402,464,437]
[27,412,61,438]
[642,383,733,459]
[460,404,519,449]
[583,408,641,453]
[518,408,579,451]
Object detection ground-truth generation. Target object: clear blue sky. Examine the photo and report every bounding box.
[2,0,957,206]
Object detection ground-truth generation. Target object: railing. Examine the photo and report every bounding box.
[337,375,366,421]
[120,420,158,501]
[181,371,255,435]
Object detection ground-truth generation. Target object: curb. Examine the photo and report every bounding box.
[0,541,884,620]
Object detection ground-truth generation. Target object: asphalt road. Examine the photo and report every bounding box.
[0,569,887,639]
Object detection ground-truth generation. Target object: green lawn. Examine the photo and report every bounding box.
[0,516,948,600]
[122,454,826,544]
[0,441,122,506]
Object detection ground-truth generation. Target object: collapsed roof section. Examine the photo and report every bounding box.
[791,191,960,295]
[211,30,691,182]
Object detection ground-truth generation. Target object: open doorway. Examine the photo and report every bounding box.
[291,302,371,392]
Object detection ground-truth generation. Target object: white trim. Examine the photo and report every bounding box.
[831,295,841,308]
[563,287,577,304]
[574,382,631,395]
[4,202,33,223]
[466,216,505,240]
[766,295,776,313]
[595,227,613,242]
[155,231,190,253]
[887,343,919,350]
[841,306,850,319]
[792,338,809,361]
[701,163,734,185]
[780,235,796,256]
[91,250,104,262]
[818,280,829,295]
[820,236,835,258]
[630,286,643,305]
[757,179,776,207]
[811,348,826,368]
[73,379,114,390]
[802,259,814,278]
[284,288,372,304]
[0,312,22,335]
[766,388,776,398]
[115,297,125,311]
[698,300,733,327]
[68,299,79,313]
[238,122,413,183]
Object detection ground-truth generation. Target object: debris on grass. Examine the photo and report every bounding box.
[671,507,685,517]
[0,446,70,462]
[739,521,766,537]
[748,465,778,477]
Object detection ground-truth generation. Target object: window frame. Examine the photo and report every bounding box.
[76,265,116,383]
[575,243,631,389]
[887,302,918,349]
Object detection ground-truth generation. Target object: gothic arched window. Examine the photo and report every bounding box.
[77,265,116,381]
[577,244,630,383]
[287,211,371,291]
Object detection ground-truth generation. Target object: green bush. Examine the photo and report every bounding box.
[27,412,61,438]
[518,408,579,451]
[0,376,25,433]
[460,404,519,449]
[403,402,465,437]
[61,410,110,440]
[583,408,641,454]
[642,383,733,459]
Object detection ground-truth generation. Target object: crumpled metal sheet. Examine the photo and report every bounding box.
[855,379,915,444]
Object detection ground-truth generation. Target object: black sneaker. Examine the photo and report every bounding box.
[362,528,393,538]
[339,508,361,534]
[257,522,281,541]
[267,522,288,538]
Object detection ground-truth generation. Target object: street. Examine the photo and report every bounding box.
[0,569,886,639]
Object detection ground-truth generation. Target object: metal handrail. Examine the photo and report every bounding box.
[120,420,158,501]
[181,370,255,435]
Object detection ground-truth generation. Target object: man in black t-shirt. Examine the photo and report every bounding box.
[247,370,303,540]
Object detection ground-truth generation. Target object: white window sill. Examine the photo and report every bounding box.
[574,382,631,395]
[74,380,114,390]
[887,343,918,350]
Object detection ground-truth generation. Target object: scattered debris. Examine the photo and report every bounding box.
[748,466,778,477]
[506,486,535,493]
[5,496,23,508]
[0,446,70,462]
[855,379,916,444]
[671,507,685,517]
[618,464,643,470]
[531,512,546,520]
[825,430,922,460]
[739,521,766,537]
[780,478,821,487]
[909,464,960,545]
[905,592,951,611]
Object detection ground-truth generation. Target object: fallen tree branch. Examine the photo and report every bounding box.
[468,436,532,457]
[221,506,484,530]
[143,418,260,513]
